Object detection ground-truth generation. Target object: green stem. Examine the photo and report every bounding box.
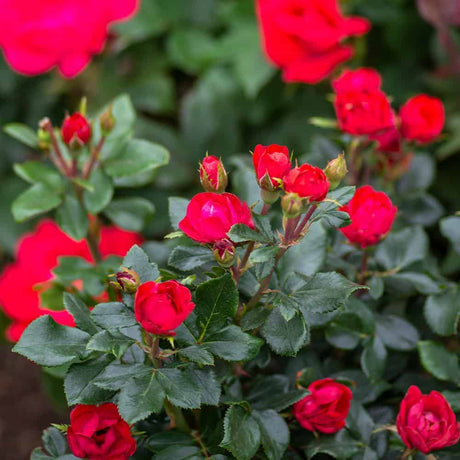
[83,137,105,179]
[164,400,190,432]
[41,118,70,177]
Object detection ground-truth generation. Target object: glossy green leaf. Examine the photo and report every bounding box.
[83,169,114,214]
[56,195,89,240]
[375,315,419,351]
[168,245,214,271]
[12,183,62,222]
[4,123,39,148]
[418,341,460,383]
[63,293,99,335]
[424,289,460,336]
[361,335,387,382]
[157,368,201,409]
[123,244,160,282]
[13,162,63,191]
[104,197,155,232]
[252,410,289,460]
[90,302,138,330]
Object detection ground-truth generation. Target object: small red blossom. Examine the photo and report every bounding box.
[200,155,228,193]
[62,113,92,147]
[253,144,291,191]
[332,68,382,93]
[283,164,330,202]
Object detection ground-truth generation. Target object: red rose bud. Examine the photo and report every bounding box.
[400,95,445,144]
[112,267,140,294]
[134,280,195,336]
[99,104,116,135]
[283,164,330,202]
[67,403,136,460]
[200,155,228,193]
[179,192,254,244]
[324,154,348,190]
[61,113,91,148]
[293,378,353,434]
[213,239,235,268]
[370,126,402,154]
[396,386,460,454]
[253,144,291,192]
[339,185,397,248]
[332,68,382,93]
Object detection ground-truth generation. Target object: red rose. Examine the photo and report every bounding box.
[332,68,382,93]
[400,95,445,144]
[179,192,255,244]
[0,220,143,341]
[256,0,370,84]
[253,144,291,191]
[370,126,402,154]
[62,113,92,147]
[0,0,139,78]
[67,403,136,460]
[293,378,353,434]
[200,155,228,193]
[396,386,460,454]
[334,89,395,136]
[283,164,330,202]
[339,185,397,248]
[134,280,195,336]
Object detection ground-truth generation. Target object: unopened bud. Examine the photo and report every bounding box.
[260,188,280,205]
[213,239,235,268]
[99,104,116,135]
[200,155,228,193]
[281,193,307,218]
[111,267,140,294]
[324,153,347,190]
[37,128,52,150]
[61,112,92,149]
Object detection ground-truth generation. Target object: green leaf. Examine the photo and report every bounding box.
[188,368,221,405]
[220,406,261,460]
[83,169,114,214]
[42,427,67,457]
[375,315,419,351]
[92,362,151,391]
[346,401,374,443]
[424,289,460,336]
[153,446,202,460]
[375,226,428,271]
[440,216,460,253]
[168,245,214,271]
[87,330,135,358]
[90,302,138,330]
[252,410,289,460]
[195,274,238,338]
[63,293,99,335]
[325,324,361,350]
[4,123,39,148]
[305,430,362,459]
[441,391,460,412]
[13,316,90,366]
[228,216,274,244]
[13,162,63,191]
[361,335,387,382]
[240,307,271,331]
[104,139,169,179]
[104,197,155,232]
[418,341,460,383]
[179,345,214,366]
[12,183,62,222]
[262,309,309,356]
[56,195,89,240]
[64,355,114,405]
[123,244,160,282]
[204,325,263,361]
[118,372,165,424]
[157,368,201,409]
[147,431,195,452]
[169,197,189,230]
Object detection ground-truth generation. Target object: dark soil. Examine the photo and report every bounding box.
[0,345,68,460]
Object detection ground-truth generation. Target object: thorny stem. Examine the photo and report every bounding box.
[357,249,369,285]
[83,137,105,179]
[292,204,317,240]
[40,118,70,176]
[192,431,210,459]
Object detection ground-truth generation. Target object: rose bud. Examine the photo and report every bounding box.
[400,95,445,144]
[281,193,306,218]
[213,239,235,268]
[67,403,136,460]
[283,164,330,203]
[200,155,228,193]
[293,378,353,434]
[339,185,397,248]
[324,154,348,190]
[332,68,382,93]
[99,104,116,135]
[253,144,291,192]
[396,386,460,454]
[61,113,92,148]
[112,267,140,294]
[134,280,195,336]
[179,192,254,244]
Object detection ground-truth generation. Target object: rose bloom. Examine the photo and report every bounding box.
[256,0,370,84]
[293,378,353,434]
[253,144,291,190]
[62,113,92,147]
[134,280,195,336]
[68,403,136,460]
[332,68,382,93]
[283,164,330,202]
[396,386,460,454]
[339,185,397,248]
[400,95,445,144]
[200,155,227,193]
[179,192,254,244]
[0,220,143,341]
[0,0,139,78]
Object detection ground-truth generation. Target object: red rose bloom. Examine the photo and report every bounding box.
[396,386,460,454]
[134,280,195,336]
[179,192,255,244]
[0,0,139,78]
[67,403,136,460]
[256,0,370,84]
[283,164,330,202]
[293,378,353,434]
[253,144,291,190]
[400,95,445,144]
[339,185,397,248]
[332,68,382,93]
[200,156,227,193]
[62,113,92,147]
[0,220,143,341]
